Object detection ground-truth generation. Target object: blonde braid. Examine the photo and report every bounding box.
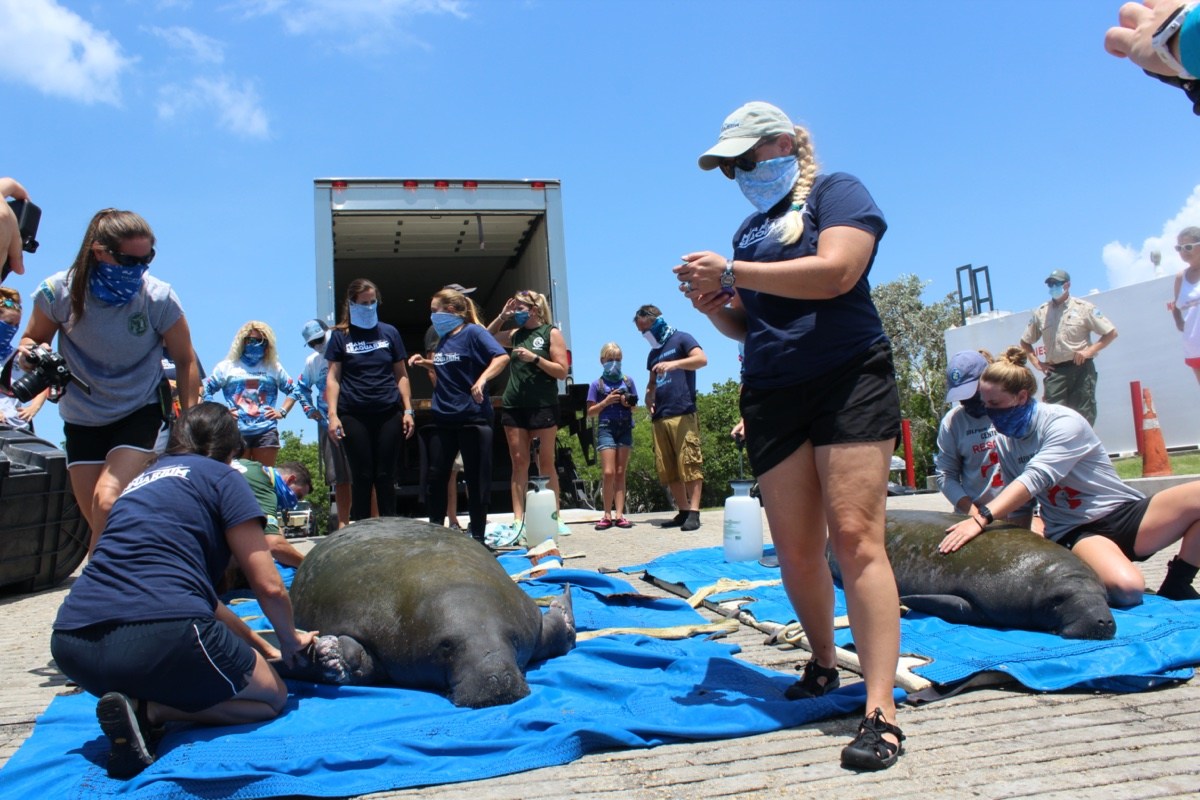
[776,125,819,246]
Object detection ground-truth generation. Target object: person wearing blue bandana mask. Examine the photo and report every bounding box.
[586,342,638,530]
[933,350,1033,529]
[19,208,198,554]
[325,279,415,521]
[0,286,48,431]
[410,287,508,545]
[632,303,706,533]
[942,346,1200,608]
[229,458,312,576]
[682,101,903,770]
[203,322,300,467]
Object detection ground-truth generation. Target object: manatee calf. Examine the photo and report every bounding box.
[284,517,575,708]
[828,509,1115,640]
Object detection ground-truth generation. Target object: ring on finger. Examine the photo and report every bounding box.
[680,281,692,292]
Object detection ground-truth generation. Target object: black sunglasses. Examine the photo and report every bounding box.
[107,247,155,268]
[718,153,760,180]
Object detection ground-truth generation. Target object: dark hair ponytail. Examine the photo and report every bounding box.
[166,402,244,462]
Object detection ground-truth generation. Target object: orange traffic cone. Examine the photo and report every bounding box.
[1141,388,1172,478]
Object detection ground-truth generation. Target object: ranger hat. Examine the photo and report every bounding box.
[300,318,328,345]
[698,102,795,170]
[945,350,989,403]
[1045,269,1071,285]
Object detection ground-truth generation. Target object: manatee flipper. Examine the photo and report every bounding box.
[533,584,575,661]
[900,594,987,626]
[272,635,382,685]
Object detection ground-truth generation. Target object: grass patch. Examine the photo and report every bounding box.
[1112,451,1200,480]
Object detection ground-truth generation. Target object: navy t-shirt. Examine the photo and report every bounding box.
[734,172,888,388]
[645,329,701,420]
[325,323,408,413]
[53,454,265,630]
[432,323,507,422]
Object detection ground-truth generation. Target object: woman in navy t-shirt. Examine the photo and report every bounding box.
[408,287,508,544]
[325,278,415,520]
[50,402,316,779]
[677,101,904,771]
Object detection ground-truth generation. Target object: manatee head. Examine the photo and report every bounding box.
[1045,586,1116,640]
[447,647,530,708]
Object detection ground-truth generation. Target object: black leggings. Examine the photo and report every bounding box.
[339,406,404,520]
[427,418,493,540]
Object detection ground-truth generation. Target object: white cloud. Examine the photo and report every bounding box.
[0,0,132,105]
[1102,184,1200,287]
[233,0,468,49]
[146,25,225,65]
[157,76,271,140]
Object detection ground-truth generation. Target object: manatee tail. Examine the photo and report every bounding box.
[534,584,576,660]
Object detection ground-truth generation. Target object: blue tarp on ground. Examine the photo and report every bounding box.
[628,545,1200,693]
[0,554,887,800]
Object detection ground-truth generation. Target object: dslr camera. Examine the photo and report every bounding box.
[11,344,91,402]
[3,198,40,281]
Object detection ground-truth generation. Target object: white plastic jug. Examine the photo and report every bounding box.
[723,479,763,562]
[524,475,558,547]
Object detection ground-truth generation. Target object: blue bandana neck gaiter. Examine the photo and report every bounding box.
[89,262,148,306]
[349,301,379,329]
[273,470,298,511]
[736,155,799,213]
[987,399,1038,438]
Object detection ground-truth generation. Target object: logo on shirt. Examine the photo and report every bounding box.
[128,312,148,336]
[346,339,389,354]
[738,217,786,250]
[433,351,461,365]
[531,335,546,351]
[122,465,191,495]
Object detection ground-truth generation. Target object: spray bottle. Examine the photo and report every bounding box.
[723,435,763,562]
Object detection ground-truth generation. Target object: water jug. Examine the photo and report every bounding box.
[524,475,558,547]
[723,479,763,562]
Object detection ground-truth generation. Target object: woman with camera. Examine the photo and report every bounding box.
[19,208,198,554]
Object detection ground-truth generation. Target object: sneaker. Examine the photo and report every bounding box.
[96,692,155,779]
[660,510,688,528]
[784,658,841,700]
[556,519,572,537]
[841,707,905,771]
[615,517,633,529]
[594,517,613,531]
[680,510,701,532]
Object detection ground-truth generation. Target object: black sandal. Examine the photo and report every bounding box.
[841,707,905,771]
[96,692,156,779]
[784,658,841,700]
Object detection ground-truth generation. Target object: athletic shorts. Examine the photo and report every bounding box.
[50,617,257,713]
[501,405,558,430]
[63,404,165,467]
[318,425,350,485]
[740,340,902,477]
[1058,497,1152,562]
[651,412,703,484]
[242,427,280,450]
[596,418,633,451]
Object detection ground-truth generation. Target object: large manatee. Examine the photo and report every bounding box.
[828,509,1115,640]
[283,517,575,708]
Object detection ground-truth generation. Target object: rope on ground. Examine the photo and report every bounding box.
[757,619,932,693]
[577,618,741,642]
[686,577,783,608]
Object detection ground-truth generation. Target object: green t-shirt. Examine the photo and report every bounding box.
[232,458,281,534]
[502,323,559,409]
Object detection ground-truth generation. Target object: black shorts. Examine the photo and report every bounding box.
[63,404,165,467]
[50,617,257,712]
[242,427,281,450]
[740,340,901,477]
[500,405,558,430]
[1059,497,1152,562]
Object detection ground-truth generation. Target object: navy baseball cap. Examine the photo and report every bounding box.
[945,350,989,402]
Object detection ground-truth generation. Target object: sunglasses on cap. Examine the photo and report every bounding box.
[1176,243,1200,253]
[106,247,156,268]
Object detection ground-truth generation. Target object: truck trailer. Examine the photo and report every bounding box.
[312,177,589,514]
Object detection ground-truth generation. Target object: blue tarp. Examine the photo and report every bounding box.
[630,545,1200,693]
[0,554,887,800]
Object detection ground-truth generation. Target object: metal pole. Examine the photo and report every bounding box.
[1130,380,1144,455]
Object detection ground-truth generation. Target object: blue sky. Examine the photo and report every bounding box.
[3,0,1199,447]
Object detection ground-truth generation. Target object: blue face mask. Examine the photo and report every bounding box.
[89,261,148,306]
[736,155,799,213]
[0,320,17,362]
[349,301,379,328]
[643,315,675,348]
[1048,284,1065,300]
[960,395,988,419]
[273,469,298,511]
[987,398,1038,438]
[602,359,621,381]
[241,339,266,366]
[430,311,463,337]
[512,310,531,327]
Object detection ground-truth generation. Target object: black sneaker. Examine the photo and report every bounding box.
[96,692,155,779]
[841,707,905,771]
[659,510,688,528]
[680,510,701,532]
[784,658,841,700]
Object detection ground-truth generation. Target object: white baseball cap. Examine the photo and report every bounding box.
[698,101,796,170]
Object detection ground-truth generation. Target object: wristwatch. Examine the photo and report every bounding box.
[1153,2,1198,79]
[978,505,994,525]
[719,258,736,290]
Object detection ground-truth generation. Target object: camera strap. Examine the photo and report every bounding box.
[0,357,15,398]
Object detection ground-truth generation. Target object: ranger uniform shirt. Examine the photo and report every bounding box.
[1020,295,1115,365]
